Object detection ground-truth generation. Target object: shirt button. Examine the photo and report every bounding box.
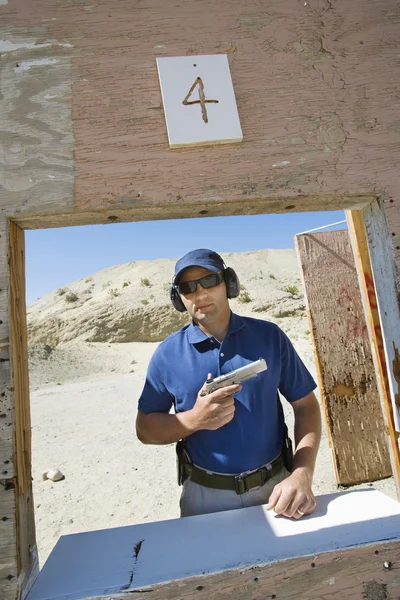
[210,339,214,343]
[220,352,224,357]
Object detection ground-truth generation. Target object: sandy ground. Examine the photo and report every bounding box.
[27,249,396,567]
[30,339,396,567]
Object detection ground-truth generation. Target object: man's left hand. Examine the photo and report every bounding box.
[266,468,316,519]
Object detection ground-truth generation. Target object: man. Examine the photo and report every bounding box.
[136,249,321,519]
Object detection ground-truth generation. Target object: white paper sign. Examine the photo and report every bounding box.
[156,54,243,148]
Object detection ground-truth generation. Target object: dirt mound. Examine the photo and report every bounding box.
[27,249,306,346]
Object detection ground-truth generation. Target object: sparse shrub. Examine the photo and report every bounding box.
[85,277,93,283]
[141,299,149,305]
[305,330,310,335]
[102,281,111,289]
[269,274,276,280]
[141,278,151,287]
[237,291,252,303]
[274,308,301,318]
[284,285,299,296]
[240,284,247,291]
[122,280,131,288]
[58,288,66,296]
[108,288,120,298]
[163,282,171,292]
[253,304,273,313]
[65,292,78,303]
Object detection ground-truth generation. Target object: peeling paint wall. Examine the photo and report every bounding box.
[0,1,399,276]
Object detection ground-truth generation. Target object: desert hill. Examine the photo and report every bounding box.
[27,249,307,347]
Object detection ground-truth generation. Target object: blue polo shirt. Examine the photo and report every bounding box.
[138,312,316,474]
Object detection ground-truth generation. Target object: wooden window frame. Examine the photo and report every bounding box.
[3,195,400,599]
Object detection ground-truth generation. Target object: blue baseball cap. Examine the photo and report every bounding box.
[173,249,225,283]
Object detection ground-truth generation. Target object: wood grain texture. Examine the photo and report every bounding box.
[0,27,74,216]
[358,202,400,431]
[16,491,38,600]
[0,219,20,600]
[0,0,398,278]
[85,540,400,600]
[9,223,31,495]
[11,194,374,230]
[295,230,391,485]
[8,222,38,600]
[0,218,14,477]
[0,481,18,600]
[0,224,38,600]
[347,209,400,497]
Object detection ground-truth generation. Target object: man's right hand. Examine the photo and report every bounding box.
[187,373,241,431]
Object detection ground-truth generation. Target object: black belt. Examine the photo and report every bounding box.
[183,454,285,495]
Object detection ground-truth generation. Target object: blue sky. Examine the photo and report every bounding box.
[25,210,347,306]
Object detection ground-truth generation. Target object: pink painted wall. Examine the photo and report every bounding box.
[1,1,399,281]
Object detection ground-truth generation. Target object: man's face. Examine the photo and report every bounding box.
[178,266,230,324]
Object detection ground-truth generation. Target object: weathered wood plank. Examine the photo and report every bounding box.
[347,206,400,496]
[17,491,38,600]
[0,29,74,216]
[67,0,400,234]
[0,213,20,597]
[357,202,400,430]
[0,482,38,600]
[0,1,399,281]
[8,222,38,600]
[11,194,375,229]
[0,481,19,600]
[87,541,400,600]
[295,230,391,485]
[9,222,31,495]
[0,217,14,477]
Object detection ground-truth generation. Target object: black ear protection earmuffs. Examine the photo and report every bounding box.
[169,284,187,313]
[169,257,240,313]
[224,267,240,301]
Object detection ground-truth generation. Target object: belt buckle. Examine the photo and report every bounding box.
[234,474,247,495]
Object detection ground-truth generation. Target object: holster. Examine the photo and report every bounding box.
[176,439,191,486]
[282,423,294,473]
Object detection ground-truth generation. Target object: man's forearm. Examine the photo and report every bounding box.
[292,393,322,479]
[136,411,196,445]
[292,428,320,478]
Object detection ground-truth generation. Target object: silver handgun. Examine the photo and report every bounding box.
[204,358,267,394]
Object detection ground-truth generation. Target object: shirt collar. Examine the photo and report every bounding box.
[187,311,246,345]
[229,311,246,334]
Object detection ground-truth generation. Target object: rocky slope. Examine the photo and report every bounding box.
[27,249,307,347]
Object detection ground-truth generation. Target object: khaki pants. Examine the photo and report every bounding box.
[180,465,290,518]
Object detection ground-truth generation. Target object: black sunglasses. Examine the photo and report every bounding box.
[177,272,224,295]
